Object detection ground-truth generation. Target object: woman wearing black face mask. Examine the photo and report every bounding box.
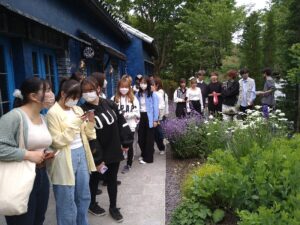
[1,77,53,225]
[81,76,133,223]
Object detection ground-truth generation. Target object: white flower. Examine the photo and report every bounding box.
[246,109,253,114]
[213,122,217,125]
[252,111,261,117]
[207,133,211,136]
[279,113,285,117]
[209,115,214,120]
[225,131,229,134]
[204,121,209,124]
[255,105,262,110]
[275,109,282,114]
[278,118,288,121]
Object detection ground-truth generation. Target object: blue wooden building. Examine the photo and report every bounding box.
[120,21,157,80]
[0,0,157,117]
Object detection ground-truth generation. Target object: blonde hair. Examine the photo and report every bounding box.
[121,74,132,84]
[115,77,135,103]
[190,78,197,85]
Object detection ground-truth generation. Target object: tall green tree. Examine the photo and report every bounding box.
[104,0,132,22]
[262,10,276,68]
[240,11,262,87]
[173,0,244,77]
[285,0,300,131]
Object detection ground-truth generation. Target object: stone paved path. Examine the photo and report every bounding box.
[0,150,166,225]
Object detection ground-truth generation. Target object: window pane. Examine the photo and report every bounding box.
[0,45,9,116]
[32,52,39,76]
[0,45,5,73]
[0,74,9,103]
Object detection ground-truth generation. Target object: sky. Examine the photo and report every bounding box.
[233,0,270,43]
[235,0,270,11]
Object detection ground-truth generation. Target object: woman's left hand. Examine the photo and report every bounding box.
[87,111,95,122]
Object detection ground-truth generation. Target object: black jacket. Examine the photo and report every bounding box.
[221,79,240,106]
[197,82,208,104]
[81,98,133,165]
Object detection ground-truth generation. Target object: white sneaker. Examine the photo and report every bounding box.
[139,160,147,164]
[138,157,143,161]
[159,151,165,155]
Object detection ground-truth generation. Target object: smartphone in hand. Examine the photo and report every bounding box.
[98,165,108,174]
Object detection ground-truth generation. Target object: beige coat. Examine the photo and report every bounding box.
[46,102,96,185]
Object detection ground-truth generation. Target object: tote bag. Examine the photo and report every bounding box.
[0,111,36,216]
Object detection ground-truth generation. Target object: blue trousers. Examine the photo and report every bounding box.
[5,167,50,225]
[53,146,91,225]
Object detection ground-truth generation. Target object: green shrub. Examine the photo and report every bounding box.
[170,198,225,225]
[170,124,209,159]
[182,164,223,198]
[171,135,300,224]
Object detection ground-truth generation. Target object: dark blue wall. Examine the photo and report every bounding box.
[124,35,145,79]
[1,0,125,52]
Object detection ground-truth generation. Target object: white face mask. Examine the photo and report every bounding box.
[103,79,108,89]
[120,88,129,95]
[65,99,79,108]
[140,84,147,90]
[82,91,98,102]
[43,91,55,109]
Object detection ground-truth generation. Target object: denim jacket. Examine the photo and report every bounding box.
[136,92,159,128]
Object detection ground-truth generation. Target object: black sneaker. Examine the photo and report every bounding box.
[103,180,122,186]
[89,202,106,216]
[121,165,131,174]
[96,189,102,195]
[109,207,123,223]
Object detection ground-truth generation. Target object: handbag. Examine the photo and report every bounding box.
[0,110,36,216]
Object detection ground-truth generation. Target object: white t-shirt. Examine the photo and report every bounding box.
[111,95,140,132]
[140,94,147,112]
[186,87,204,112]
[187,87,203,101]
[64,109,83,150]
[25,114,52,151]
[156,89,169,120]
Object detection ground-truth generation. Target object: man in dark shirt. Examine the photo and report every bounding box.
[221,70,240,121]
[256,68,276,117]
[196,70,208,108]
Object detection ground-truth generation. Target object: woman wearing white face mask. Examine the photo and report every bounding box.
[91,72,107,99]
[81,77,133,222]
[112,77,140,173]
[136,77,159,164]
[46,78,96,225]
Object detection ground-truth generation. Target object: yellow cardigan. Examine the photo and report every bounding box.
[46,102,96,185]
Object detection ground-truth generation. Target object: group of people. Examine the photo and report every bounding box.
[173,68,276,120]
[0,72,169,225]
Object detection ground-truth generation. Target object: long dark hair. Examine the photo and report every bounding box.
[13,77,46,108]
[138,77,153,98]
[81,76,99,92]
[91,72,106,88]
[154,77,163,91]
[56,78,81,101]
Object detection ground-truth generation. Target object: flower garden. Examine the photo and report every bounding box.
[162,108,299,225]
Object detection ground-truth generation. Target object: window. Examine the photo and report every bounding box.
[44,54,55,90]
[0,45,10,117]
[30,47,58,93]
[32,52,39,77]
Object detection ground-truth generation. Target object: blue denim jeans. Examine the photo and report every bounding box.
[6,167,50,225]
[53,146,91,225]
